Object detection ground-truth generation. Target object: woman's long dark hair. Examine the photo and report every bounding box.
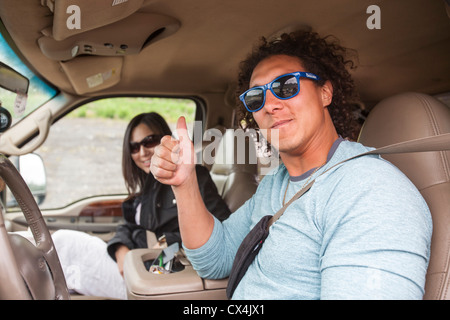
[122,112,172,196]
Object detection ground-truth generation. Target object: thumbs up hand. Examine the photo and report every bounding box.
[174,116,195,166]
[150,116,195,187]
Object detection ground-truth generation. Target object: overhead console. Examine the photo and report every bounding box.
[37,0,180,94]
[38,11,180,61]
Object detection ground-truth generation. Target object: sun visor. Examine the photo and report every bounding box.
[38,12,180,61]
[51,0,144,41]
[60,56,122,95]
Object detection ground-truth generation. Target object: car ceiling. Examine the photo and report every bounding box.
[0,0,449,109]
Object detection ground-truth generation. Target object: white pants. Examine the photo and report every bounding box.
[52,229,127,300]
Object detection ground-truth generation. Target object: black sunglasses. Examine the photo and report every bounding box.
[130,134,163,154]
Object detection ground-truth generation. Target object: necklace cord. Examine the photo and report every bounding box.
[282,163,325,206]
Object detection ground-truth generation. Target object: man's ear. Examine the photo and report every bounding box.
[321,80,333,107]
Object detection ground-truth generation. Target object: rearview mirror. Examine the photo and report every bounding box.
[0,61,29,95]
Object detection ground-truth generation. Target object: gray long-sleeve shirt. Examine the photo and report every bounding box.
[185,139,432,299]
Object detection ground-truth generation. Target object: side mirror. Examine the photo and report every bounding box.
[7,153,46,207]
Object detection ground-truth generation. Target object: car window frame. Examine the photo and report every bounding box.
[4,94,205,213]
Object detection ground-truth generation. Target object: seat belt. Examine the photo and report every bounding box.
[227,132,450,298]
[268,132,450,228]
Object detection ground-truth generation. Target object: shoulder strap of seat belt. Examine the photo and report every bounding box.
[268,133,450,229]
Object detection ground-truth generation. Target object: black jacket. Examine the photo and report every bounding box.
[107,165,231,260]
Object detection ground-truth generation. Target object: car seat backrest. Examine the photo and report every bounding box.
[209,129,258,212]
[358,92,450,300]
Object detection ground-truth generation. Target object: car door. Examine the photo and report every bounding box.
[5,96,198,241]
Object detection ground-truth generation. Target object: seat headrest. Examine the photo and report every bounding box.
[358,92,450,191]
[210,129,258,176]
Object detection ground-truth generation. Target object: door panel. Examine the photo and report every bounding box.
[10,195,126,240]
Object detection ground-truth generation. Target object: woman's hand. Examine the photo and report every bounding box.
[115,244,130,277]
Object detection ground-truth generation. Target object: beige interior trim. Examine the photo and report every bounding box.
[60,56,123,95]
[51,0,144,41]
[124,248,227,300]
[39,12,180,61]
[0,109,51,156]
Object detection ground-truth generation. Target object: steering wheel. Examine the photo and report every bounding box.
[0,155,69,299]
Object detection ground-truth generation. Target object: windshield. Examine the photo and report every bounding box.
[0,32,58,126]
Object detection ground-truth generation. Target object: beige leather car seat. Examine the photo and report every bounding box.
[358,92,450,300]
[209,129,258,213]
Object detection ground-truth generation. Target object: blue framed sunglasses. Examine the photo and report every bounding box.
[239,71,320,112]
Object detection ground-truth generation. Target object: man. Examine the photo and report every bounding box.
[150,31,432,299]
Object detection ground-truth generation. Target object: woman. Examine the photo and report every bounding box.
[52,112,231,299]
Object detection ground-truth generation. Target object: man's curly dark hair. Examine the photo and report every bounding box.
[235,30,361,141]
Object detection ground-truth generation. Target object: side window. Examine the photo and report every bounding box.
[10,97,196,210]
